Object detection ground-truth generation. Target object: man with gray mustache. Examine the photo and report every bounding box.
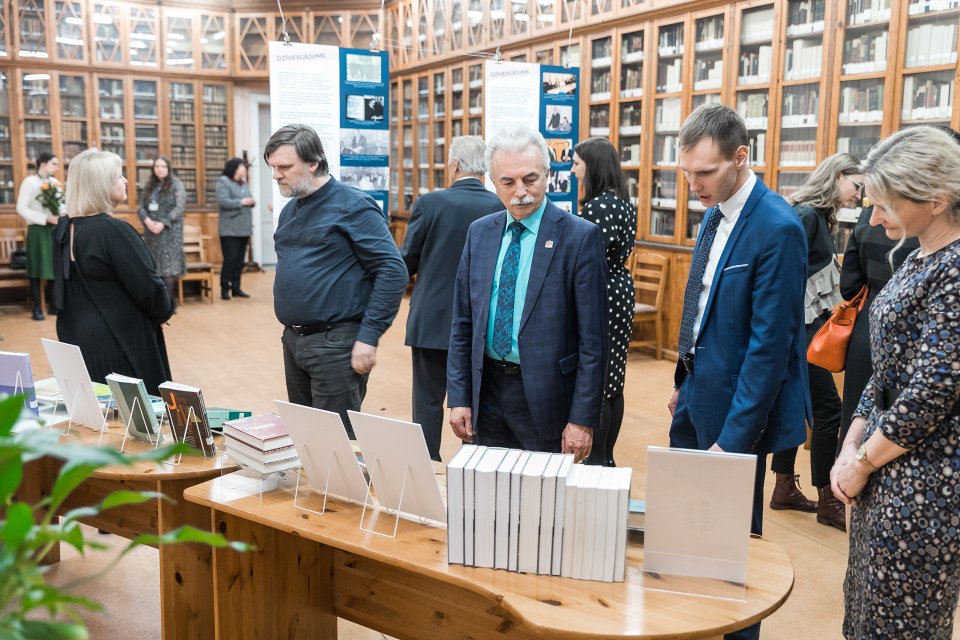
[447,127,608,461]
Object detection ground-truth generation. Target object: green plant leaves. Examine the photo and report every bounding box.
[0,395,24,437]
[129,525,253,553]
[8,620,89,640]
[1,502,33,548]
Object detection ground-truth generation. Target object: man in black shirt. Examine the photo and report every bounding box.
[266,124,407,437]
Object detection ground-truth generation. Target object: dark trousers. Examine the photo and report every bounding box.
[770,315,842,487]
[475,361,560,452]
[411,347,447,462]
[220,235,248,293]
[585,394,624,466]
[281,323,367,439]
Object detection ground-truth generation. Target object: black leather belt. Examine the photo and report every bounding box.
[287,320,359,337]
[681,353,695,374]
[485,357,522,376]
[874,383,960,417]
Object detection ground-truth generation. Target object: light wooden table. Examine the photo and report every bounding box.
[184,473,795,640]
[17,426,239,640]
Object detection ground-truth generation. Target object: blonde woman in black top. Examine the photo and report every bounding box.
[571,137,637,466]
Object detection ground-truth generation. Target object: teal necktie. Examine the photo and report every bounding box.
[492,221,525,359]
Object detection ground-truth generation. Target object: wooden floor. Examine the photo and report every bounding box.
[2,270,957,639]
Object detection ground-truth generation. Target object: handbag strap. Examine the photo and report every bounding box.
[850,284,869,312]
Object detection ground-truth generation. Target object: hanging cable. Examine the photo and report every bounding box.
[371,0,386,52]
[275,0,291,45]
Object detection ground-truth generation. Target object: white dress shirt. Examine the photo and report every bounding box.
[691,170,756,345]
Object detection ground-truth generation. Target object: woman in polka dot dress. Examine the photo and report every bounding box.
[830,126,960,639]
[571,137,637,466]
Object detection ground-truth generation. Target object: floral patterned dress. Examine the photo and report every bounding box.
[844,238,960,639]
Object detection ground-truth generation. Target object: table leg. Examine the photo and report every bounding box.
[158,477,219,640]
[209,509,336,639]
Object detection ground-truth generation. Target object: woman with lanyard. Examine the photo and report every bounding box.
[138,156,186,308]
[16,151,62,320]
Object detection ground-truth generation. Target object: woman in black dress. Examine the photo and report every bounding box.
[53,148,173,395]
[570,137,637,466]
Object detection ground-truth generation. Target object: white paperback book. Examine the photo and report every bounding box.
[275,401,371,505]
[445,444,478,564]
[508,450,532,572]
[517,451,551,574]
[474,447,508,568]
[463,445,487,566]
[560,463,585,578]
[599,467,622,582]
[41,338,106,431]
[551,454,575,575]
[613,467,633,582]
[575,465,603,580]
[347,411,447,525]
[494,449,523,570]
[644,446,756,584]
[538,453,569,575]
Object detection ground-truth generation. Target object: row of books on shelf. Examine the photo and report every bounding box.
[779,139,818,166]
[656,136,679,165]
[620,142,640,166]
[784,40,823,81]
[839,86,884,122]
[782,88,820,120]
[694,59,723,91]
[844,31,888,73]
[741,10,774,44]
[695,16,724,48]
[748,133,767,165]
[849,0,891,25]
[447,445,634,582]
[649,209,675,237]
[905,23,958,68]
[657,59,682,94]
[786,0,826,31]
[738,47,773,85]
[837,134,881,157]
[909,0,960,15]
[654,100,681,131]
[903,75,953,119]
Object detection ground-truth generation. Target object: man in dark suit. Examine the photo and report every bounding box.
[668,104,809,640]
[447,127,607,461]
[401,136,506,461]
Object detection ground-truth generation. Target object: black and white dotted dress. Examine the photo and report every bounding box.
[578,191,637,398]
[844,238,960,639]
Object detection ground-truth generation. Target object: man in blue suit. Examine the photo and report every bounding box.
[447,127,607,461]
[668,105,810,639]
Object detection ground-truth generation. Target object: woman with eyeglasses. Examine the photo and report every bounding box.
[767,152,864,532]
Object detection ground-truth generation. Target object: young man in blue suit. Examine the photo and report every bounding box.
[401,136,506,461]
[668,105,809,639]
[447,127,607,462]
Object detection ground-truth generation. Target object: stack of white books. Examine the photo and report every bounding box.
[447,446,632,582]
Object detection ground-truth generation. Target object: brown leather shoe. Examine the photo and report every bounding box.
[817,486,847,532]
[769,472,818,512]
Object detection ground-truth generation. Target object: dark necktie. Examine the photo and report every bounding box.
[677,206,724,356]
[492,221,526,359]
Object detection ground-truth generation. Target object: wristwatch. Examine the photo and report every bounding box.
[856,444,878,473]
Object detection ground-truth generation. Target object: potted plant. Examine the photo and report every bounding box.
[0,395,248,639]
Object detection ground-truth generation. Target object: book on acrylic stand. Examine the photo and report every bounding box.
[0,351,39,419]
[463,445,487,566]
[106,373,162,448]
[643,446,756,586]
[494,449,524,570]
[158,381,217,459]
[446,444,479,564]
[473,447,508,568]
[348,410,447,538]
[275,401,369,515]
[508,450,532,572]
[40,338,108,436]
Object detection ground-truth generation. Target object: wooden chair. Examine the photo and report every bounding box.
[0,228,29,299]
[178,224,215,305]
[628,252,668,360]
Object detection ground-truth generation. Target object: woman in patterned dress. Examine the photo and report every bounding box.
[571,137,637,466]
[138,156,186,308]
[830,126,960,639]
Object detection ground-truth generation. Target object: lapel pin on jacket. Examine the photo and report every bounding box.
[544,240,554,249]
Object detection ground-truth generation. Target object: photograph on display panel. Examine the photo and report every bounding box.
[340,166,389,191]
[542,71,578,96]
[545,105,574,133]
[346,53,383,84]
[341,128,390,156]
[346,94,385,123]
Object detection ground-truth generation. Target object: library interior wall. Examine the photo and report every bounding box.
[1,0,955,357]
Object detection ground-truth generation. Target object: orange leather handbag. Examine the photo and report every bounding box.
[806,285,868,372]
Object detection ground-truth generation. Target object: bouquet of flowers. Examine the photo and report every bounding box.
[36,178,64,216]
